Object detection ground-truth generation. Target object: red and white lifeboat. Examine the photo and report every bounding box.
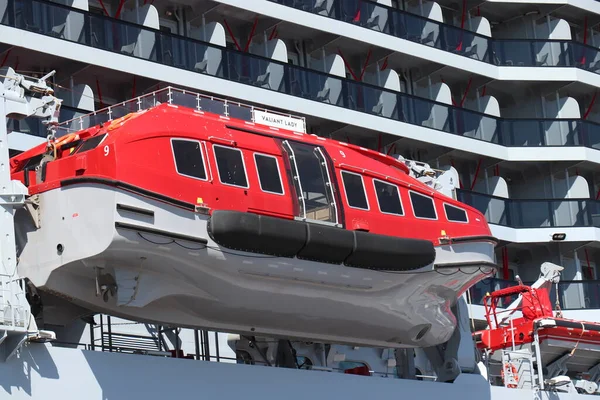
[10,102,497,348]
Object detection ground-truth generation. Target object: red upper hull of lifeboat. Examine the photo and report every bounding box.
[11,103,493,247]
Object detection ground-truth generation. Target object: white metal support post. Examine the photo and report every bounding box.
[0,67,61,361]
[0,93,30,361]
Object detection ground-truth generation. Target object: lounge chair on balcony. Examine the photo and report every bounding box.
[315,87,330,103]
[312,0,328,14]
[364,14,380,31]
[194,59,208,74]
[121,42,136,56]
[255,71,271,89]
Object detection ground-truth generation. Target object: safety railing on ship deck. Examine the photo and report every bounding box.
[470,277,600,310]
[269,0,600,72]
[72,314,412,379]
[457,189,600,229]
[5,0,600,149]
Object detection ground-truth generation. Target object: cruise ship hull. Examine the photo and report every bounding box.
[15,183,496,348]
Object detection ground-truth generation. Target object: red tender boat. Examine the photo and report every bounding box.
[10,91,496,348]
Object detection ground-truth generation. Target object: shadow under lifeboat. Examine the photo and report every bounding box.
[10,102,497,349]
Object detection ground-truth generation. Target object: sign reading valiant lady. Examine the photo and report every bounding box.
[253,110,306,133]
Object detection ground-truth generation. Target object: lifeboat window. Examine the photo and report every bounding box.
[75,134,107,154]
[341,171,369,210]
[409,191,437,220]
[373,179,403,216]
[444,203,468,223]
[171,139,207,180]
[214,145,249,188]
[254,153,284,195]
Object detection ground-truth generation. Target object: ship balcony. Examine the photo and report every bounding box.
[457,189,600,242]
[6,0,600,164]
[218,0,600,88]
[469,277,600,323]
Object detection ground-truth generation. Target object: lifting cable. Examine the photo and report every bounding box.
[583,91,597,120]
[456,0,467,51]
[338,47,372,110]
[132,76,136,98]
[337,48,372,82]
[0,49,11,68]
[353,0,362,23]
[470,158,482,190]
[96,78,105,109]
[223,17,258,77]
[223,17,258,52]
[268,26,278,41]
[584,248,600,307]
[380,56,388,71]
[580,16,588,65]
[502,247,509,280]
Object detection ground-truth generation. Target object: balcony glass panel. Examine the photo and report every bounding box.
[457,189,600,228]
[269,0,600,71]
[6,0,600,151]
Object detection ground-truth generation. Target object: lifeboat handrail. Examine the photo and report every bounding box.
[282,140,307,219]
[315,147,339,225]
[57,86,306,135]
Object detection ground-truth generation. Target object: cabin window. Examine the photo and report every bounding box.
[171,139,207,180]
[373,179,403,215]
[409,191,437,219]
[341,171,369,210]
[75,134,107,154]
[214,145,249,188]
[444,203,468,223]
[254,153,284,195]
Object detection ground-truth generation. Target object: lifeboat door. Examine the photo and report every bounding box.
[281,140,340,226]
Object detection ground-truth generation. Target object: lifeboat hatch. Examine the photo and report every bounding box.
[281,140,340,227]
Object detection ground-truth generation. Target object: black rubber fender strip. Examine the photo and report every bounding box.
[115,221,208,245]
[116,203,155,217]
[61,177,196,211]
[446,235,498,244]
[297,222,354,264]
[209,210,437,271]
[435,261,497,269]
[208,210,306,257]
[345,230,436,271]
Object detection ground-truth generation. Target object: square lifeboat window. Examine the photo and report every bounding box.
[341,171,369,210]
[254,153,284,195]
[171,139,207,180]
[444,203,468,223]
[214,145,249,188]
[409,191,437,220]
[373,179,403,216]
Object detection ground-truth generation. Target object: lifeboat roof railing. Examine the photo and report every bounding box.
[57,86,413,176]
[58,86,307,136]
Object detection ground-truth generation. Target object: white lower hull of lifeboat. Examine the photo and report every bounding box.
[15,183,496,348]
